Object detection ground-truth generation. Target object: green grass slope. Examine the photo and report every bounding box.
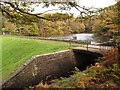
[1,36,69,79]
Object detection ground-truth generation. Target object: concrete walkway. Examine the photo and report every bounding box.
[72,45,113,53]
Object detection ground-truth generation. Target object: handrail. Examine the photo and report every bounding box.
[72,44,114,52]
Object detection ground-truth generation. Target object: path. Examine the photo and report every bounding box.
[72,44,113,53]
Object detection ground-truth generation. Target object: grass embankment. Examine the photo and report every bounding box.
[1,36,69,79]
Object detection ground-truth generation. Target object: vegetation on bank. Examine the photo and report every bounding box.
[30,48,120,89]
[1,36,68,79]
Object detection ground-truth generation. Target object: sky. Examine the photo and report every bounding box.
[78,0,116,8]
[32,0,117,16]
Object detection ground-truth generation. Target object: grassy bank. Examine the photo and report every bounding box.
[1,36,69,79]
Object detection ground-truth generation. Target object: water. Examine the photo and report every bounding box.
[61,33,93,40]
[66,33,96,44]
[47,33,101,45]
[73,33,93,41]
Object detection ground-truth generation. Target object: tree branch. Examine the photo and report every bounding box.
[1,1,101,22]
[2,9,13,18]
[31,9,66,15]
[3,2,50,20]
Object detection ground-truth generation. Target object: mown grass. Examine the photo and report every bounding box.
[1,36,69,80]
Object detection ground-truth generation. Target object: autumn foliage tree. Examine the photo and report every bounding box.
[92,1,120,45]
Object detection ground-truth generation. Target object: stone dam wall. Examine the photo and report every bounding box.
[2,49,102,88]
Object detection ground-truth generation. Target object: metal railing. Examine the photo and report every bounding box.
[70,41,114,52]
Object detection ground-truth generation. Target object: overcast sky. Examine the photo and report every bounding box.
[78,0,116,8]
[32,0,117,16]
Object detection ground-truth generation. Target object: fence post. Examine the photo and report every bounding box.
[99,44,101,50]
[87,43,88,50]
[69,39,72,49]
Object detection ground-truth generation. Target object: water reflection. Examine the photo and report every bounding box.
[47,33,112,45]
[72,33,93,41]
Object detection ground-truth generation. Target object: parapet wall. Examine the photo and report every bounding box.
[2,50,76,88]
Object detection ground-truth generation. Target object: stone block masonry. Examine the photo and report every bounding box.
[2,50,76,88]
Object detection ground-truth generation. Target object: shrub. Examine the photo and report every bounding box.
[101,48,119,67]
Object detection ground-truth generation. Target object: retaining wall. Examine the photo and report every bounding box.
[2,49,102,88]
[2,50,76,88]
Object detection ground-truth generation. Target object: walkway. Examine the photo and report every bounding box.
[72,45,113,53]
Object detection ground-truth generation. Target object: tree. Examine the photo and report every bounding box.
[113,1,120,51]
[69,20,85,33]
[36,13,73,37]
[0,1,100,24]
[92,1,120,45]
[2,18,17,34]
